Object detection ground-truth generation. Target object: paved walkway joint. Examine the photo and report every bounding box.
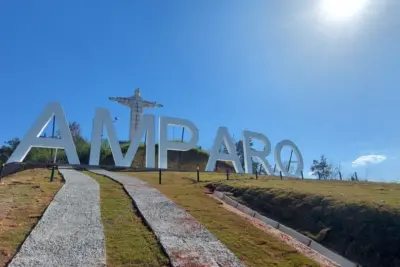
[9,169,106,267]
[89,169,244,267]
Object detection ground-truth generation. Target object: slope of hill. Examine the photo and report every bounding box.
[19,143,234,171]
[207,178,400,267]
[1,169,319,267]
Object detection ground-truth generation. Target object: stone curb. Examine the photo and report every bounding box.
[9,169,106,267]
[213,191,361,267]
[254,212,280,229]
[89,169,245,267]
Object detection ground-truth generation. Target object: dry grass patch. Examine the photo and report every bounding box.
[83,171,169,267]
[123,171,318,267]
[0,168,63,266]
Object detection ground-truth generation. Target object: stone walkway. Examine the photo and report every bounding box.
[90,169,244,267]
[9,169,106,267]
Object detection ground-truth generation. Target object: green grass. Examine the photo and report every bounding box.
[179,170,400,209]
[206,176,400,208]
[83,171,169,267]
[0,169,63,266]
[123,171,318,267]
[207,178,400,267]
[178,171,261,182]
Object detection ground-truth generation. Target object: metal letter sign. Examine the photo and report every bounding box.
[205,127,244,173]
[89,108,156,167]
[158,116,199,169]
[7,103,80,164]
[8,89,304,177]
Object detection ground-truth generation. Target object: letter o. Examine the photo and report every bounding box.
[274,140,304,177]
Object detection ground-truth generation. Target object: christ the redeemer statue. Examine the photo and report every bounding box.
[109,88,163,141]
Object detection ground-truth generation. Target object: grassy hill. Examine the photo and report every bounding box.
[22,143,235,171]
[3,168,400,266]
[1,169,318,267]
[204,175,400,267]
[8,141,400,266]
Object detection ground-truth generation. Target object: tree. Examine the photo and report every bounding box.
[4,138,20,151]
[54,121,89,164]
[235,140,245,170]
[349,172,359,181]
[0,138,20,164]
[68,122,91,164]
[55,121,82,142]
[69,121,81,140]
[219,142,228,154]
[235,138,260,173]
[332,165,341,179]
[310,155,339,179]
[216,137,258,172]
[280,161,295,175]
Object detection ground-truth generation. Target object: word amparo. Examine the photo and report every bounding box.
[7,103,304,177]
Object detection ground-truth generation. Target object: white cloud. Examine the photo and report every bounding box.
[352,154,387,167]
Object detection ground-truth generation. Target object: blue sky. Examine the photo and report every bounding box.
[1,0,399,181]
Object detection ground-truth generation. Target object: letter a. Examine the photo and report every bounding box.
[205,127,244,173]
[243,130,273,175]
[7,102,79,164]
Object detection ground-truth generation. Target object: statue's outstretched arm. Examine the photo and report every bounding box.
[143,100,163,108]
[109,97,131,107]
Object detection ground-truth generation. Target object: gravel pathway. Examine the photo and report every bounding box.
[90,169,244,267]
[9,169,106,267]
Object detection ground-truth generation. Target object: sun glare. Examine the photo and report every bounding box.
[320,0,368,21]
